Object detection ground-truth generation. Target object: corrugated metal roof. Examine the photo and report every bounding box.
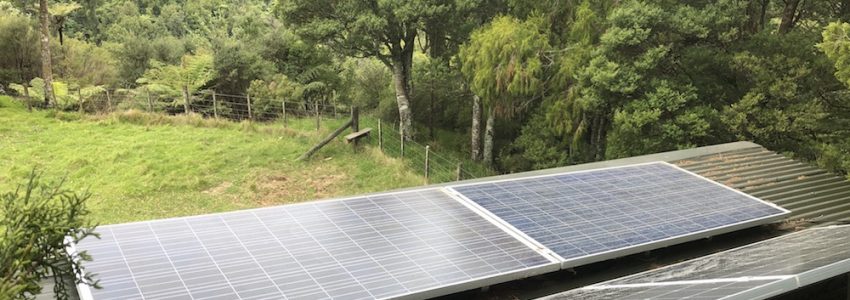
[676,144,850,227]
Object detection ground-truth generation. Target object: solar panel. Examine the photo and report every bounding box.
[73,189,558,300]
[540,225,850,300]
[446,162,789,268]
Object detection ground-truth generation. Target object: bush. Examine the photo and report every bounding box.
[0,171,99,300]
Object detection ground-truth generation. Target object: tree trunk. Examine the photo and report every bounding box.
[39,0,55,107]
[391,59,414,141]
[483,106,495,166]
[182,85,191,114]
[778,0,801,34]
[471,95,482,161]
[428,79,435,139]
[591,115,608,161]
[745,0,769,34]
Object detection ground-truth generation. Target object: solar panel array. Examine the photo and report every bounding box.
[76,161,791,299]
[75,189,556,300]
[448,162,788,267]
[541,225,850,300]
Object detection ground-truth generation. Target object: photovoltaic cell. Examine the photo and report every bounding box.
[74,189,557,300]
[540,225,850,300]
[447,162,788,267]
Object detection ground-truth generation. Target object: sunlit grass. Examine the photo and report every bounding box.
[0,96,423,224]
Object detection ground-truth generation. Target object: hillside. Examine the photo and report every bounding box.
[0,96,423,224]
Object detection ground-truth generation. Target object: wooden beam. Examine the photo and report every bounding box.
[297,119,354,161]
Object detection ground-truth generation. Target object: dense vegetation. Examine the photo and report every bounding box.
[2,0,850,177]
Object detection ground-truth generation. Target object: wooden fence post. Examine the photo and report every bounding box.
[282,99,287,127]
[425,145,430,184]
[212,91,219,119]
[378,119,383,153]
[146,89,153,112]
[105,89,112,112]
[332,91,338,118]
[246,93,253,120]
[182,86,191,114]
[315,101,320,131]
[351,106,360,147]
[78,89,84,114]
[23,85,31,112]
[456,163,462,181]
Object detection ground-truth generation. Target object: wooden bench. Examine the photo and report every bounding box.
[344,128,372,143]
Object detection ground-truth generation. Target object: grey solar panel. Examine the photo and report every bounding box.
[539,225,850,300]
[73,189,558,300]
[447,162,789,268]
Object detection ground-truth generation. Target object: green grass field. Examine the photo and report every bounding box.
[0,96,424,224]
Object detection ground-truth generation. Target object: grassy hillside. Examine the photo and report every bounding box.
[0,96,423,224]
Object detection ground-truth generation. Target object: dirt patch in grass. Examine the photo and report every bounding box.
[251,165,349,206]
[203,181,233,196]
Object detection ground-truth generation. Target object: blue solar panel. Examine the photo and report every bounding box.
[447,162,788,267]
[73,189,557,300]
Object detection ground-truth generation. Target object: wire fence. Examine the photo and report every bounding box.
[25,88,491,184]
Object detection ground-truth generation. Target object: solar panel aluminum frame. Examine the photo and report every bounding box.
[70,188,562,300]
[65,236,96,300]
[445,161,790,269]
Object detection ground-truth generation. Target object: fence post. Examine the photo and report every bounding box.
[281,99,287,127]
[78,88,84,114]
[425,145,430,184]
[105,89,112,112]
[400,125,405,158]
[456,163,462,181]
[212,91,219,119]
[246,93,253,120]
[23,85,31,112]
[315,101,320,131]
[378,119,383,153]
[351,106,360,147]
[146,89,153,112]
[332,91,338,118]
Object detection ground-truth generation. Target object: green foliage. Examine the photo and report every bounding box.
[460,16,548,114]
[0,171,98,300]
[12,78,80,109]
[821,22,850,90]
[410,57,469,131]
[341,58,393,110]
[138,51,214,107]
[0,3,39,86]
[56,39,119,87]
[606,81,718,158]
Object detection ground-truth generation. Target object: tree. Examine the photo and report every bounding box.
[0,171,99,299]
[39,0,55,107]
[49,2,81,45]
[779,0,802,34]
[139,51,214,113]
[820,22,850,88]
[460,16,548,165]
[277,0,459,140]
[0,5,39,87]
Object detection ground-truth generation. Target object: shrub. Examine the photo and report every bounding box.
[0,171,99,300]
